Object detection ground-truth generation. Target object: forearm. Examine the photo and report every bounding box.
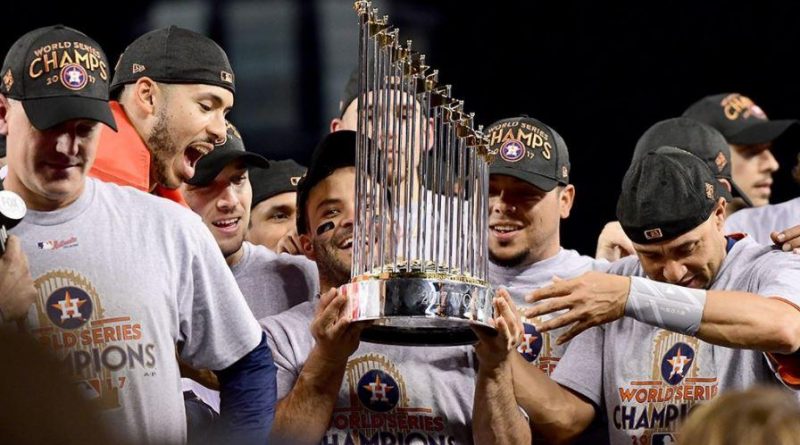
[215,332,277,445]
[474,359,531,445]
[698,291,800,354]
[510,354,594,444]
[270,346,348,444]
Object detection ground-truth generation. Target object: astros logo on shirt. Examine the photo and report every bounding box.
[518,322,543,362]
[357,369,401,412]
[45,286,93,329]
[660,342,695,386]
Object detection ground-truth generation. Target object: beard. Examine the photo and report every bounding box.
[313,227,353,288]
[489,247,530,268]
[146,108,181,189]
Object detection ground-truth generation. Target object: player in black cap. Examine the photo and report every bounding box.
[683,93,797,209]
[247,159,307,254]
[596,117,756,261]
[479,146,800,444]
[1,25,276,444]
[88,26,237,205]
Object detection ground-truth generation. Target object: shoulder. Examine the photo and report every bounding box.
[260,301,316,332]
[92,179,203,228]
[605,255,643,276]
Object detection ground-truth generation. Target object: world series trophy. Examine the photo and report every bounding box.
[339,1,495,345]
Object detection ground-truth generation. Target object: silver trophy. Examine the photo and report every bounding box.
[339,1,495,345]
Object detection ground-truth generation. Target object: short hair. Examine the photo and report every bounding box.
[678,386,800,445]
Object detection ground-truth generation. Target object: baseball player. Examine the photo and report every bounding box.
[89,26,235,205]
[0,25,275,444]
[477,147,800,444]
[247,159,307,254]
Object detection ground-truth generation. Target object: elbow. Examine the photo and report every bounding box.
[772,313,800,354]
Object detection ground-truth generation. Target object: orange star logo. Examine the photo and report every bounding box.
[51,290,87,322]
[667,347,692,379]
[363,374,394,402]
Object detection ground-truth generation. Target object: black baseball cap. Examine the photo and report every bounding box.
[618,146,722,245]
[111,26,235,94]
[485,116,570,191]
[682,93,796,145]
[633,117,752,207]
[185,122,268,186]
[1,25,116,131]
[296,130,360,235]
[250,159,306,208]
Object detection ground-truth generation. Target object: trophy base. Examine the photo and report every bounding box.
[339,274,495,346]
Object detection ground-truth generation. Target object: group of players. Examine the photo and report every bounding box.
[1,22,800,445]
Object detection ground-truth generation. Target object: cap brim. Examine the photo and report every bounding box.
[490,165,560,192]
[727,120,797,145]
[186,150,269,186]
[22,96,117,132]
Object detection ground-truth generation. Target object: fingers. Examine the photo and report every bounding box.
[3,235,23,262]
[525,282,571,303]
[276,232,303,255]
[523,296,571,320]
[556,321,591,345]
[315,287,339,316]
[535,309,582,333]
[773,225,800,253]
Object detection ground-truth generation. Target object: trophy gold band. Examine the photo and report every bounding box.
[340,1,495,345]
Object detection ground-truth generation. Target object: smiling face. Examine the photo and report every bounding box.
[1,96,102,210]
[182,160,252,262]
[488,174,574,268]
[146,83,232,189]
[633,201,727,289]
[300,167,356,288]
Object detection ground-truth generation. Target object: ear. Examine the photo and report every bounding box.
[129,77,161,117]
[713,197,727,230]
[0,94,11,136]
[330,118,343,133]
[558,184,576,219]
[717,178,733,193]
[299,233,316,261]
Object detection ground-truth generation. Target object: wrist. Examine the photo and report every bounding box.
[625,276,707,335]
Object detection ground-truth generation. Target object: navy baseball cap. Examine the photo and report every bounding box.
[250,159,306,208]
[618,146,722,245]
[633,117,752,207]
[185,122,268,186]
[485,116,570,191]
[682,93,796,145]
[111,26,235,94]
[1,25,116,131]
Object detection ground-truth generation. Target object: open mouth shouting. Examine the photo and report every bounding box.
[182,142,214,180]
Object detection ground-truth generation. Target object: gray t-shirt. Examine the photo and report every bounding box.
[13,179,262,445]
[551,236,800,445]
[232,241,318,319]
[725,197,800,244]
[489,248,608,375]
[261,301,477,444]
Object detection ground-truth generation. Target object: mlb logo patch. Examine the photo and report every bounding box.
[220,71,234,83]
[3,69,13,92]
[644,228,663,240]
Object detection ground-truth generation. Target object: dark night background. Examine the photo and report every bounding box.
[5,0,799,256]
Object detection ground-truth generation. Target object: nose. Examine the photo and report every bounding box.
[490,192,516,215]
[54,131,79,157]
[662,260,687,284]
[216,184,240,211]
[208,114,227,145]
[759,149,780,173]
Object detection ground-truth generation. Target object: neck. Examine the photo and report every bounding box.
[4,174,84,211]
[521,236,561,268]
[226,244,245,267]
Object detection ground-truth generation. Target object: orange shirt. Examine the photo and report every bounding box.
[90,101,187,206]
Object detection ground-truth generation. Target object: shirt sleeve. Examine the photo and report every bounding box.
[176,217,262,370]
[261,314,304,400]
[755,252,800,389]
[551,326,605,406]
